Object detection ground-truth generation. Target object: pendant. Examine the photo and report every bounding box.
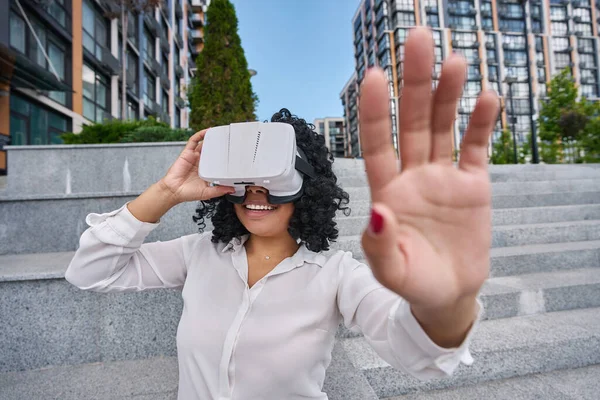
[265,256,270,260]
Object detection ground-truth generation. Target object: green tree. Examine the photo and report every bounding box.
[579,100,600,163]
[538,68,579,163]
[491,129,517,164]
[188,0,258,130]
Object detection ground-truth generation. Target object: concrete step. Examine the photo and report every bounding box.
[480,267,600,320]
[336,267,600,338]
[353,240,600,278]
[2,241,598,373]
[385,364,600,400]
[340,307,600,398]
[331,220,600,259]
[343,186,600,205]
[339,176,600,190]
[336,204,600,232]
[0,343,378,400]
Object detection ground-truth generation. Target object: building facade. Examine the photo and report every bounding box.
[340,72,361,157]
[343,0,600,158]
[314,117,347,158]
[0,0,210,174]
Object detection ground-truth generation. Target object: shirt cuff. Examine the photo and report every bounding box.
[85,201,161,247]
[388,297,483,376]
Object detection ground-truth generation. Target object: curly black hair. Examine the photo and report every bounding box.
[192,108,351,252]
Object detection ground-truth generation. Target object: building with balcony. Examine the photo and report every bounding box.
[0,0,210,174]
[314,117,347,158]
[340,72,361,157]
[343,0,600,158]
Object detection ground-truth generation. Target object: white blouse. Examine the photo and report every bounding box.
[65,201,481,400]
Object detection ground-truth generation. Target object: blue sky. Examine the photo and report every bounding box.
[230,0,358,123]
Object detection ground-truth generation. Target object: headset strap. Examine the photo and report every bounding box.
[295,148,316,179]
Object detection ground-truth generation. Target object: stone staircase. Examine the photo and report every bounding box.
[1,154,600,399]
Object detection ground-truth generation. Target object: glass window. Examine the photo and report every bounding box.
[551,22,568,35]
[162,89,169,112]
[10,94,68,145]
[144,68,156,104]
[143,28,155,64]
[499,19,525,33]
[554,53,572,69]
[465,81,482,95]
[82,64,109,122]
[9,12,26,53]
[127,50,138,94]
[581,84,598,98]
[550,6,567,20]
[10,115,27,146]
[47,0,67,27]
[427,14,439,28]
[30,21,46,67]
[83,0,109,59]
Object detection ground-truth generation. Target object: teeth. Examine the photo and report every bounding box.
[245,204,275,210]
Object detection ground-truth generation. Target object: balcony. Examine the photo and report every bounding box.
[425,5,439,13]
[100,46,120,75]
[481,9,492,17]
[176,97,186,108]
[448,5,477,16]
[190,13,204,27]
[486,42,495,49]
[160,33,169,53]
[175,3,183,19]
[190,30,204,44]
[190,45,201,57]
[160,71,170,90]
[580,61,595,69]
[175,65,184,77]
[537,60,545,67]
[572,0,590,6]
[189,0,208,12]
[143,13,159,35]
[144,99,160,115]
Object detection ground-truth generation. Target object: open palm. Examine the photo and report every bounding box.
[360,27,500,312]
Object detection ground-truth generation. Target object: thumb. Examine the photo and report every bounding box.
[361,202,407,294]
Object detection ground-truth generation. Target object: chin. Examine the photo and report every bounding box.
[234,203,294,237]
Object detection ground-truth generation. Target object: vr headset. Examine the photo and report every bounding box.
[199,121,316,204]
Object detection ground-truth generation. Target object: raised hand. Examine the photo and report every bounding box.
[359,27,500,346]
[160,129,235,204]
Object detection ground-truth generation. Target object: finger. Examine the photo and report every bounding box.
[361,203,407,293]
[201,185,236,200]
[193,140,203,168]
[399,27,435,170]
[358,67,398,198]
[458,90,500,172]
[185,129,208,151]
[430,54,467,164]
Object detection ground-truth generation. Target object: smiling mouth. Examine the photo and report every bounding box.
[244,204,277,211]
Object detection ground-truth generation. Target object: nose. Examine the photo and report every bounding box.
[246,186,268,195]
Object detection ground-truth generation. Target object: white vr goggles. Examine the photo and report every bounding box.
[199,121,316,204]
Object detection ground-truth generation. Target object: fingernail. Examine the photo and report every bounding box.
[369,208,384,235]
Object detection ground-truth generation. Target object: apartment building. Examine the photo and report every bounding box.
[0,0,210,174]
[314,117,347,157]
[342,0,600,158]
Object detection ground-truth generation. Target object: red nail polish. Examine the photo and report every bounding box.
[370,209,384,234]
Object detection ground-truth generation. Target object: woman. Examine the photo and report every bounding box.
[66,28,499,399]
